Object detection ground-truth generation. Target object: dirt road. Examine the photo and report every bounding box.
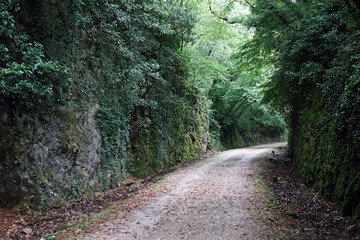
[82,143,287,240]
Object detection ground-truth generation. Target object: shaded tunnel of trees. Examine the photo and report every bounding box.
[0,0,359,221]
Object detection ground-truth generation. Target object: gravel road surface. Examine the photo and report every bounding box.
[82,143,287,240]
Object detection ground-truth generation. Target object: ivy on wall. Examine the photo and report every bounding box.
[0,0,206,211]
[0,0,69,119]
[244,0,360,221]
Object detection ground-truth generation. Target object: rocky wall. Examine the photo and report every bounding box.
[289,92,360,221]
[0,0,209,213]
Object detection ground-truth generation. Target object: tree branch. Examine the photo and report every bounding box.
[224,97,247,116]
[234,102,252,120]
[227,97,248,118]
[244,0,254,9]
[207,0,239,24]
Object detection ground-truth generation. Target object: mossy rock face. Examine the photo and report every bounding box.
[130,143,159,178]
[342,174,360,216]
[0,103,103,211]
[290,91,360,221]
[0,0,211,213]
[222,126,246,150]
[48,198,66,209]
[128,100,209,178]
[334,175,346,202]
[354,204,360,222]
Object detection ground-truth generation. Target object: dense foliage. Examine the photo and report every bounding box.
[0,0,208,212]
[244,0,360,220]
[0,0,69,119]
[0,0,287,212]
[184,0,286,149]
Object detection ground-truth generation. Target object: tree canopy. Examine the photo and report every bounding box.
[183,0,287,148]
[241,0,360,220]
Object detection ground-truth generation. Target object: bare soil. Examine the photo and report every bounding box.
[0,208,17,238]
[254,148,360,240]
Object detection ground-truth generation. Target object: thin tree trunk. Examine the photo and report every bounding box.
[228,98,249,118]
[224,97,247,117]
[181,33,184,53]
[234,102,252,120]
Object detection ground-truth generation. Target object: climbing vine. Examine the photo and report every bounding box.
[243,0,360,220]
[0,0,69,119]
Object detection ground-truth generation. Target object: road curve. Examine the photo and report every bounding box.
[82,142,287,240]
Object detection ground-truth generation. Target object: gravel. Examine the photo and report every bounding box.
[81,143,286,240]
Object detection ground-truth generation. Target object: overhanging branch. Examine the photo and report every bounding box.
[207,0,239,24]
[244,0,254,9]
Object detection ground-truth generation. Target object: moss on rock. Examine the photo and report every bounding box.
[290,91,360,221]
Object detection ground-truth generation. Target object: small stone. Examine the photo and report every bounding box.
[94,192,102,198]
[70,210,78,215]
[21,227,32,235]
